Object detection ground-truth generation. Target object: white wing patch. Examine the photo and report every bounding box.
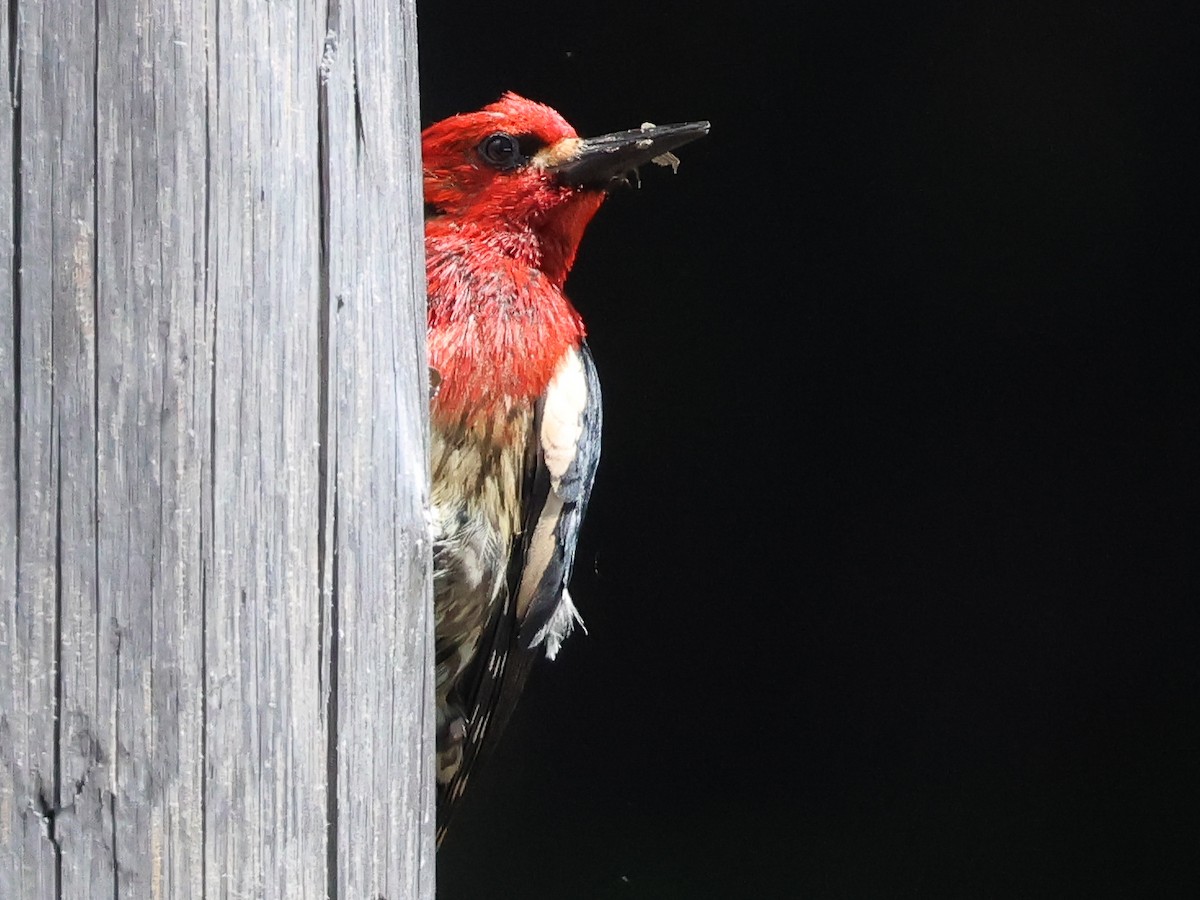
[539,349,589,492]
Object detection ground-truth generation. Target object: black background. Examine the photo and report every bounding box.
[419,3,1198,897]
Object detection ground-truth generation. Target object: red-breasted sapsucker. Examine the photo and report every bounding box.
[423,93,708,841]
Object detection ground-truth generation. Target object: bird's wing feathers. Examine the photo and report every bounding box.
[437,343,601,839]
[517,342,603,653]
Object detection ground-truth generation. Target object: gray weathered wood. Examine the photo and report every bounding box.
[320,2,436,895]
[2,2,62,895]
[1,1,434,897]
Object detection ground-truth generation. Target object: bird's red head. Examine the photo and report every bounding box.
[422,92,603,285]
[422,93,710,285]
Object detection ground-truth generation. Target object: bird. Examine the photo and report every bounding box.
[423,92,708,842]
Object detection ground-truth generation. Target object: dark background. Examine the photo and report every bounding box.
[419,2,1198,897]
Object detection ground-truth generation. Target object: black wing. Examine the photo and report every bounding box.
[436,343,602,842]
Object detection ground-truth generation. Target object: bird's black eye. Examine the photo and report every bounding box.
[479,132,525,170]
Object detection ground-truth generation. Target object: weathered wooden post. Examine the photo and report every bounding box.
[1,0,434,896]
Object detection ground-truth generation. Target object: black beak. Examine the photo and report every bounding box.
[552,120,710,190]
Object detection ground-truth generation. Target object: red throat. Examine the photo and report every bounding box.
[535,193,605,288]
[426,222,588,421]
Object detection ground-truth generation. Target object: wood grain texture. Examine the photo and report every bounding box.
[320,0,435,894]
[2,2,94,896]
[1,1,433,897]
[1,1,60,895]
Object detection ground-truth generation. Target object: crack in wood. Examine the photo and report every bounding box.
[52,428,64,898]
[317,12,339,894]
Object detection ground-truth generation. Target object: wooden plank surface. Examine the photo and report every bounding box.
[1,1,61,894]
[1,2,92,895]
[202,2,330,895]
[1,1,433,896]
[321,1,435,894]
[93,1,213,895]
